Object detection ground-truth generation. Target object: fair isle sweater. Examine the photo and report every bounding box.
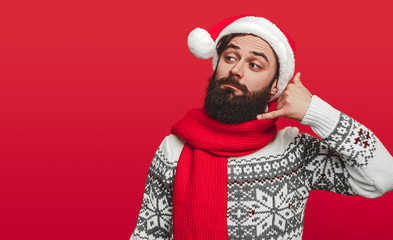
[130,96,393,240]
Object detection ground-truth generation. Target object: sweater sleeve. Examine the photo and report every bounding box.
[130,135,184,240]
[301,95,393,198]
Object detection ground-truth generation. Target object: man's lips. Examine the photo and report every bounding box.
[222,83,241,91]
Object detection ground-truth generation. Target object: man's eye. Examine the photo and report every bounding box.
[250,63,261,70]
[225,56,236,62]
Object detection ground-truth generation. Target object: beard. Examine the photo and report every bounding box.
[204,75,272,124]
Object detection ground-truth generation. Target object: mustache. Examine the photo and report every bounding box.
[215,76,250,94]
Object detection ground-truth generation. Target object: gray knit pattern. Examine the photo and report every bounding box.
[131,112,376,240]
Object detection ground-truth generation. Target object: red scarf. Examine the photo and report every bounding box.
[171,103,278,239]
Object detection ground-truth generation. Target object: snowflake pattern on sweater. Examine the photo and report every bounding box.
[132,149,176,240]
[131,110,390,240]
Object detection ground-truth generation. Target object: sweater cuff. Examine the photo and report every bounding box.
[301,95,341,139]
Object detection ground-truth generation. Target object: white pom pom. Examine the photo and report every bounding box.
[187,28,215,59]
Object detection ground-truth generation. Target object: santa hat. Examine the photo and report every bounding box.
[187,15,295,100]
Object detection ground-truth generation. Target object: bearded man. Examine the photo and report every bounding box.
[130,15,393,240]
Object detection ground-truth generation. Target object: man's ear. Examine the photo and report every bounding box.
[270,79,278,97]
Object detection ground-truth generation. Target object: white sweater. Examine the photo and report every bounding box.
[130,96,393,240]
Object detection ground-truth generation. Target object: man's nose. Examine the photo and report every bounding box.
[230,61,244,79]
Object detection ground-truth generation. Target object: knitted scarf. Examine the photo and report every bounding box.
[171,102,278,239]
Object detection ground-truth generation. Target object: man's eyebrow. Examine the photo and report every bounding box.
[225,43,270,64]
[225,43,240,50]
[251,51,270,64]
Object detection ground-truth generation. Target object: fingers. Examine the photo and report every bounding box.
[256,109,286,120]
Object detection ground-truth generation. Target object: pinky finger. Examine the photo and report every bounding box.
[256,109,285,120]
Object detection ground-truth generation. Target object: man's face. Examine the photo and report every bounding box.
[204,35,279,124]
[215,35,278,97]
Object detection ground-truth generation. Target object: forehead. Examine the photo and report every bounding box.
[227,35,275,57]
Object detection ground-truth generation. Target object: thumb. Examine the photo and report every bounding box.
[292,72,303,86]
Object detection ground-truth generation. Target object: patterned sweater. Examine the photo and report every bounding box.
[130,96,393,240]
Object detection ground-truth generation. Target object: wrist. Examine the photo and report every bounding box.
[301,95,341,138]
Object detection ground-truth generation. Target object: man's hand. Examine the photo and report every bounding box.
[256,72,312,122]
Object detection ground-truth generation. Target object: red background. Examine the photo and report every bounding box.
[1,0,393,239]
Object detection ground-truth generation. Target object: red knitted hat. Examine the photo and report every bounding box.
[187,15,296,100]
